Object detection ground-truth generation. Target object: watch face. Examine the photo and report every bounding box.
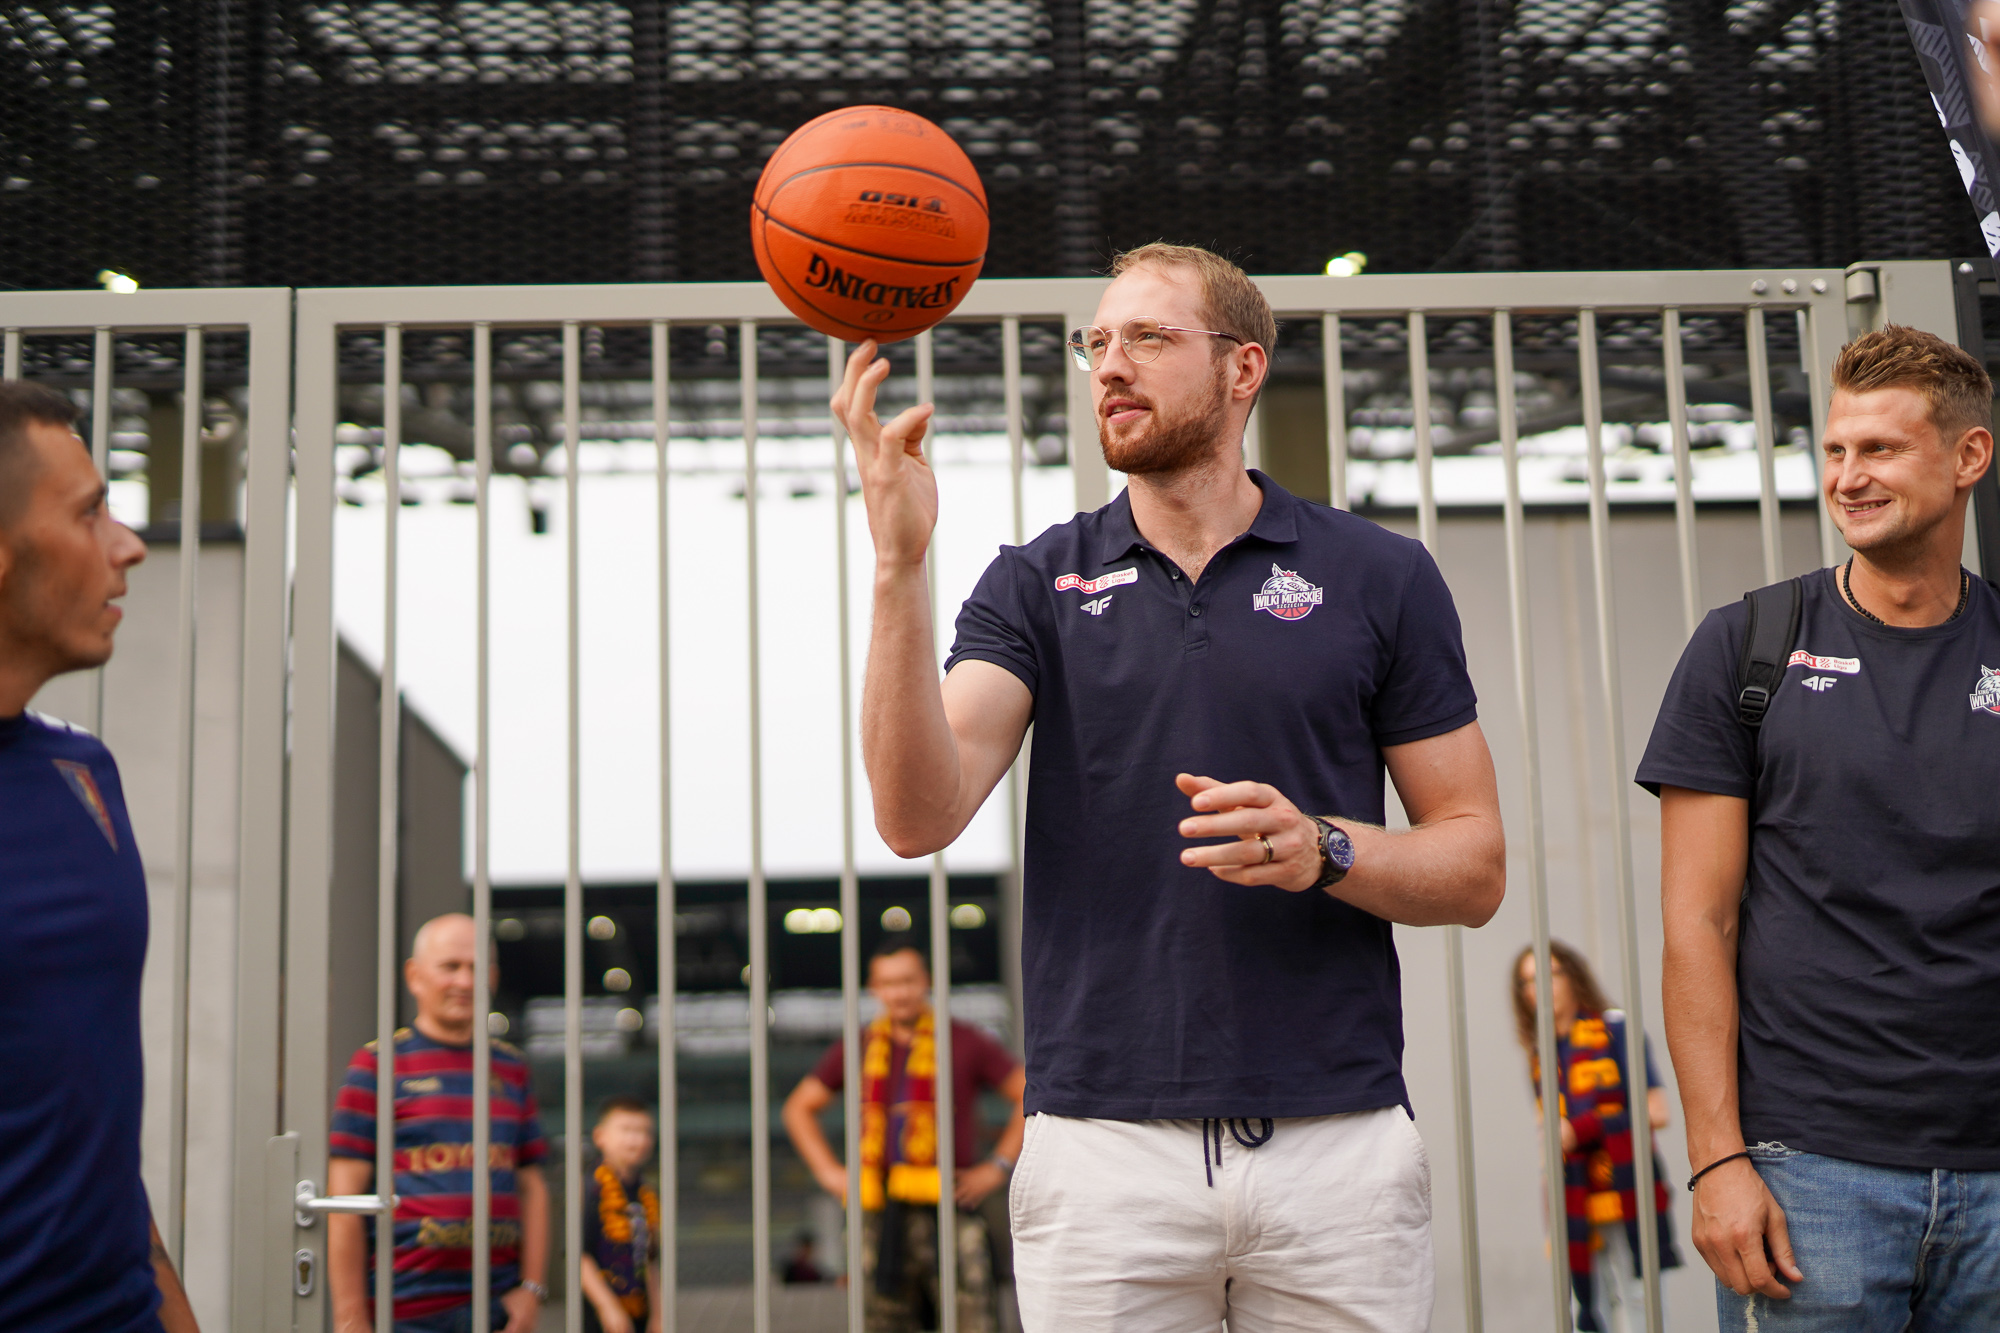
[1323,823,1356,871]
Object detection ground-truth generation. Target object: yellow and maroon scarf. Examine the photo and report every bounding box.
[858,1010,938,1211]
[594,1162,661,1317]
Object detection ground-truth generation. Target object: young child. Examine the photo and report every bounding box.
[580,1096,662,1333]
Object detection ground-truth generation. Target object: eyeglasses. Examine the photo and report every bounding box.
[1066,317,1246,371]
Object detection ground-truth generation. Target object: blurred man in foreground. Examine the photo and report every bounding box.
[783,936,1025,1333]
[0,380,194,1332]
[328,913,551,1333]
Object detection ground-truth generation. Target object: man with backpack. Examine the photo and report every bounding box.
[1639,324,2000,1328]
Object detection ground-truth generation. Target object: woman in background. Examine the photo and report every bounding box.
[1513,941,1681,1333]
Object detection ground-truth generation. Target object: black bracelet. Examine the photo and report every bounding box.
[1686,1150,1753,1192]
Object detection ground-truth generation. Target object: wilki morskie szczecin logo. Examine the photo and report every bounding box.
[1971,665,2000,715]
[1253,565,1323,621]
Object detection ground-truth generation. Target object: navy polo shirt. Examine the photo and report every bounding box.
[946,471,1478,1119]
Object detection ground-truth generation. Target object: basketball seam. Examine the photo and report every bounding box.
[754,203,987,271]
[755,211,907,341]
[764,160,991,220]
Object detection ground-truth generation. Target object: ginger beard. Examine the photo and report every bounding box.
[1098,352,1232,476]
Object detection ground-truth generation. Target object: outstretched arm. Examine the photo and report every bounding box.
[1661,785,1801,1300]
[836,341,1032,858]
[1174,720,1505,927]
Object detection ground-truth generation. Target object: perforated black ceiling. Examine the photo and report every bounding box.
[0,0,1982,294]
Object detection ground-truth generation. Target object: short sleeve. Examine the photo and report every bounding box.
[958,1024,1019,1089]
[1369,541,1479,747]
[517,1077,550,1167]
[810,1038,846,1092]
[328,1045,379,1160]
[580,1177,605,1253]
[945,548,1039,696]
[1634,605,1756,798]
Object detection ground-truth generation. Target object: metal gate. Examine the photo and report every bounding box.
[17,261,1973,1333]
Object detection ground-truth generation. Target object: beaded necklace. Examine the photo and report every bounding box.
[1841,557,1969,626]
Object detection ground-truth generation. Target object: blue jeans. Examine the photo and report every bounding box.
[1716,1143,2000,1330]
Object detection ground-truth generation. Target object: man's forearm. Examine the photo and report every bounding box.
[861,562,965,855]
[781,1094,844,1181]
[1664,912,1746,1168]
[326,1212,369,1320]
[150,1221,200,1333]
[517,1168,549,1286]
[1331,813,1506,927]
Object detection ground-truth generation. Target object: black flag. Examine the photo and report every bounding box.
[1901,0,2000,257]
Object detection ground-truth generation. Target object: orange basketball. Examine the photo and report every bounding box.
[752,105,988,343]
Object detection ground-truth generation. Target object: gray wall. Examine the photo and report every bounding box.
[325,638,471,1105]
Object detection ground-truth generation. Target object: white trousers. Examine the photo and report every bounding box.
[1009,1106,1435,1333]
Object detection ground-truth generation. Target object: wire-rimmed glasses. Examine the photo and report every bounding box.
[1066,317,1246,371]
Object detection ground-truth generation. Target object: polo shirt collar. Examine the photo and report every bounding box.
[1095,468,1301,563]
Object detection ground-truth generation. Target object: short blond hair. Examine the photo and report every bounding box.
[1833,324,1993,443]
[1107,243,1278,359]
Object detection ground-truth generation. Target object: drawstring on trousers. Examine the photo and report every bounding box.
[1201,1117,1275,1186]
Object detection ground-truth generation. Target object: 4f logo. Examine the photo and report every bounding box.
[1080,596,1113,616]
[1801,676,1837,693]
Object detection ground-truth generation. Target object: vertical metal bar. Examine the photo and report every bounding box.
[1409,307,1479,1333]
[1000,317,1028,1060]
[165,324,203,1268]
[229,289,293,1333]
[1747,307,1782,584]
[564,321,585,1333]
[1067,307,1107,512]
[1324,314,1348,510]
[915,326,958,1333]
[1663,309,1700,639]
[1243,399,1262,472]
[375,323,403,1333]
[1520,307,1571,1333]
[88,326,112,735]
[743,319,773,1333]
[3,327,18,379]
[1579,309,1663,1332]
[654,319,678,1331]
[830,334,866,1333]
[1408,312,1436,551]
[472,321,494,1333]
[1801,303,1842,568]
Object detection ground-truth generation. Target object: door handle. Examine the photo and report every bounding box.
[295,1179,398,1228]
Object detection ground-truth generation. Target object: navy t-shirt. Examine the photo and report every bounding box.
[0,711,162,1332]
[946,472,1478,1119]
[1637,569,2000,1169]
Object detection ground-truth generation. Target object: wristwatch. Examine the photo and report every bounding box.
[519,1279,549,1302]
[1307,815,1355,890]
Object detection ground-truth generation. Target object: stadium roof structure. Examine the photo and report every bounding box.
[0,0,1983,302]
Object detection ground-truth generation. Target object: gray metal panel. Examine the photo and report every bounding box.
[230,288,296,1333]
[287,292,347,1333]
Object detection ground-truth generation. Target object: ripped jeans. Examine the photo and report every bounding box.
[1716,1143,2000,1331]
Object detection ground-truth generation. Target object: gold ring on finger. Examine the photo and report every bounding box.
[1257,835,1275,865]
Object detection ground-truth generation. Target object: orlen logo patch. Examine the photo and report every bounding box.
[1054,567,1137,595]
[1787,650,1860,675]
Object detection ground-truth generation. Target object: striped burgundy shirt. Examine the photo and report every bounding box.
[330,1027,548,1319]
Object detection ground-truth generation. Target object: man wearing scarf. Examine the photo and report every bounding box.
[783,936,1025,1332]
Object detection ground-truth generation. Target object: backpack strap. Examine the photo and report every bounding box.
[1735,578,1802,728]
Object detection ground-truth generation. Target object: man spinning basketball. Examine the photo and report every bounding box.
[833,243,1504,1332]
